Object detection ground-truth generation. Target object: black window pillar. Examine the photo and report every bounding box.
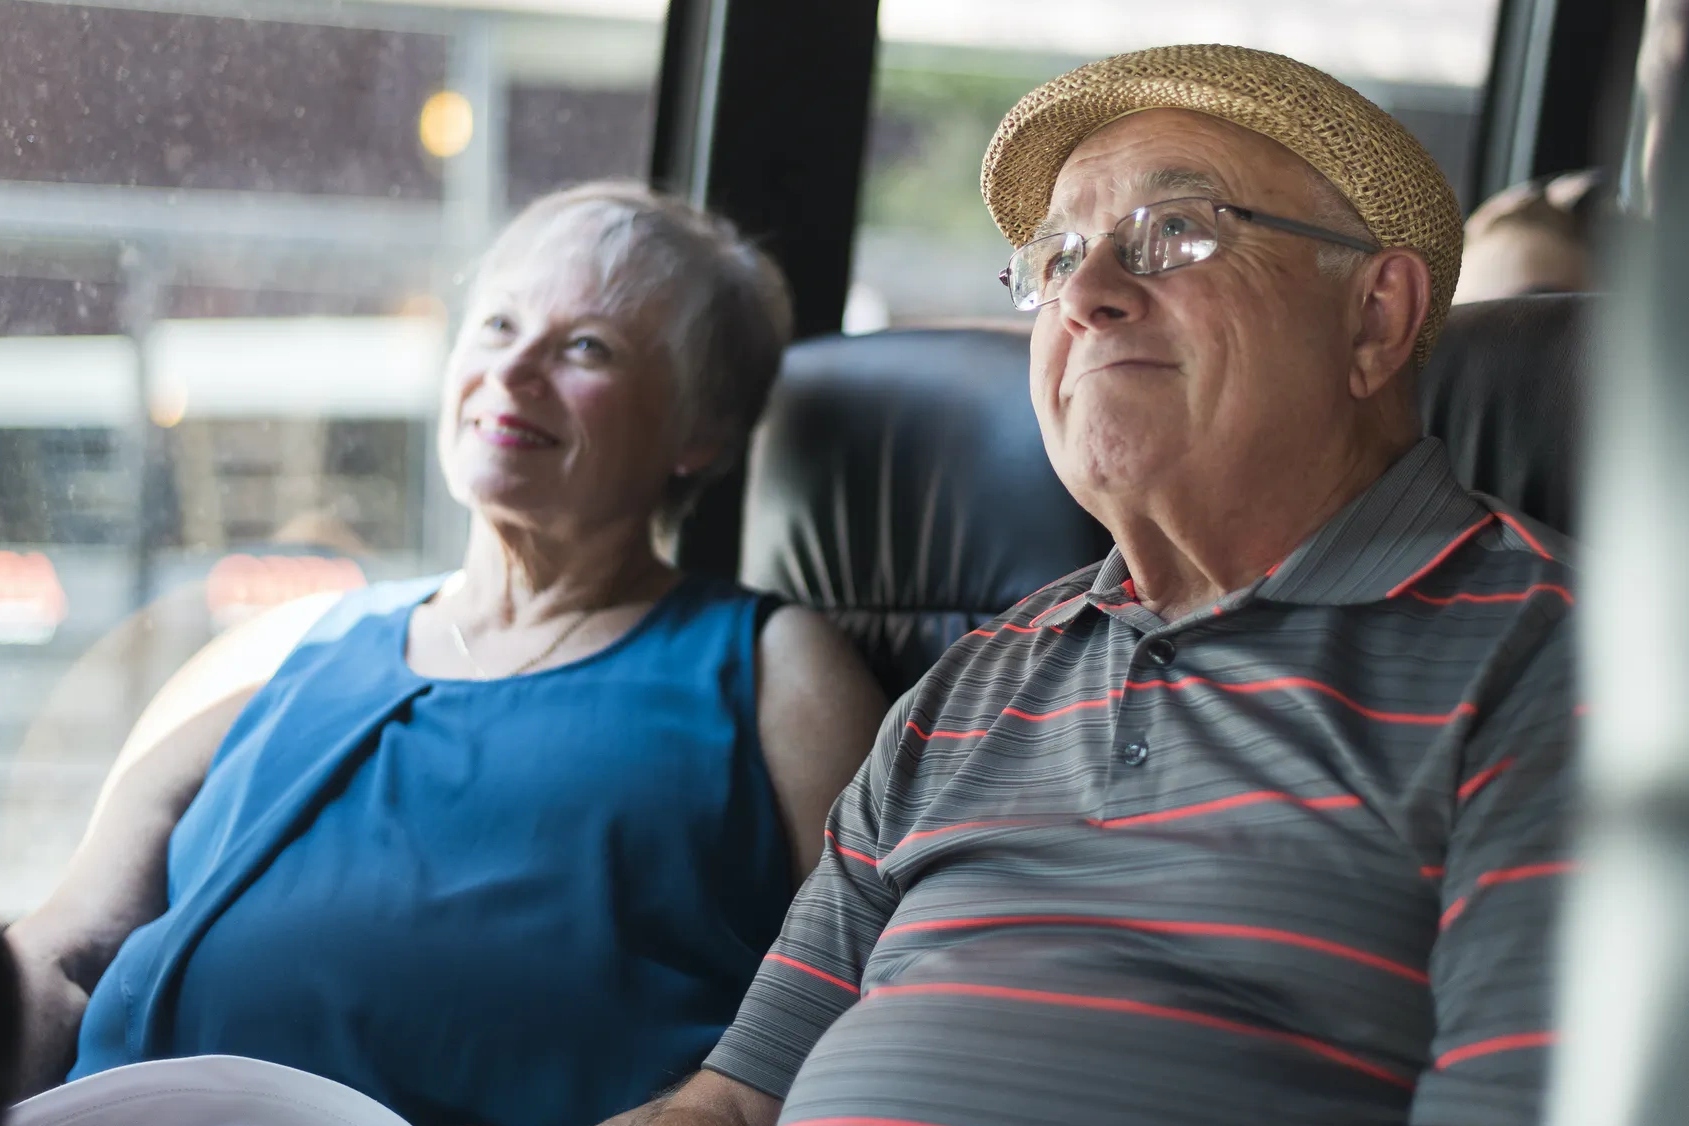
[651,0,882,579]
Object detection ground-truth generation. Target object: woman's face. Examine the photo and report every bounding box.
[438,227,706,536]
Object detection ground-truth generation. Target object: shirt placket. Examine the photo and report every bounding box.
[1095,591,1179,807]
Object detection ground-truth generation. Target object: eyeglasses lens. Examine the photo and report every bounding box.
[1008,232,1084,311]
[1003,199,1223,310]
[1118,199,1220,276]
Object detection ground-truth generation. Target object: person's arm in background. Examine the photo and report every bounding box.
[2,592,338,1096]
[1407,615,1577,1125]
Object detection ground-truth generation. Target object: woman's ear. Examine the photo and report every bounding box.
[1349,247,1432,399]
[674,441,725,480]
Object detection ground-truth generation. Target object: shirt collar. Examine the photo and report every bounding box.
[1258,437,1487,605]
[1042,437,1487,626]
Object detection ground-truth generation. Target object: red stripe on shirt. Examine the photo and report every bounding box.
[879,914,1427,984]
[914,672,1468,747]
[1442,861,1576,930]
[1478,860,1576,889]
[1001,693,1123,723]
[894,816,1055,851]
[905,720,994,742]
[1408,583,1574,607]
[1436,1030,1556,1070]
[908,691,1125,742]
[968,621,1054,639]
[889,790,1361,857]
[865,982,1414,1089]
[1420,865,1445,879]
[1385,515,1497,599]
[1495,512,1556,561]
[1440,897,1469,929]
[1091,790,1362,829]
[1122,675,1479,727]
[1457,756,1518,802]
[825,830,879,868]
[764,953,860,996]
[1030,593,1085,625]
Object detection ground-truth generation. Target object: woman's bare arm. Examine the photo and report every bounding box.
[755,606,887,881]
[600,610,877,1126]
[2,591,339,1094]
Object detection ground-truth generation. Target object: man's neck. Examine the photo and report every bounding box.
[1101,438,1412,623]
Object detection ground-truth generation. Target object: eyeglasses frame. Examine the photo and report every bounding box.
[997,197,1382,309]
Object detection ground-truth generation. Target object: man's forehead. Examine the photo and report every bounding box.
[1039,165,1226,236]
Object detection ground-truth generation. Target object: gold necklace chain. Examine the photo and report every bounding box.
[446,606,599,680]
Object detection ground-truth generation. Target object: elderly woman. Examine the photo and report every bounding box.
[3,182,886,1126]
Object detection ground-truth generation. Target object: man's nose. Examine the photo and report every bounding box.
[1056,238,1150,331]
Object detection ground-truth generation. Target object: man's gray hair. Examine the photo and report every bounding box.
[1306,167,1376,279]
[474,180,794,529]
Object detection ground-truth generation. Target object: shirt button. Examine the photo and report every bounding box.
[1145,638,1176,667]
[1121,741,1149,766]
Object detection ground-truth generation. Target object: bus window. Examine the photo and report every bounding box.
[0,0,669,920]
[847,0,1505,332]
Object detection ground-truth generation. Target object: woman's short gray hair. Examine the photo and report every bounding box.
[475,180,794,528]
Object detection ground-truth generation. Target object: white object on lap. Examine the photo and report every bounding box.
[9,1055,411,1126]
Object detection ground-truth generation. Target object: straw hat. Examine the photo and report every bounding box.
[981,44,1462,367]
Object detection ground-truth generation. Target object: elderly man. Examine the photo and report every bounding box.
[627,44,1574,1126]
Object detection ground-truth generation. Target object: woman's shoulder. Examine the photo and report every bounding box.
[293,574,446,647]
[658,572,783,630]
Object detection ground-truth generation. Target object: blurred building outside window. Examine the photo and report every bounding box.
[847,0,1506,333]
[0,0,668,918]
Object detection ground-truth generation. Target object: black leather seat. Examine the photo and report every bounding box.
[0,926,18,1105]
[739,329,1111,697]
[741,294,1589,699]
[1418,293,1587,536]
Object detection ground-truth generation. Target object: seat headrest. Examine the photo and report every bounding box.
[740,329,1111,697]
[743,295,1588,697]
[1418,293,1588,535]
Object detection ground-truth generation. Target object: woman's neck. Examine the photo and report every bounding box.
[451,515,673,628]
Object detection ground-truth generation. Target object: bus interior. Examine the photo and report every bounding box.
[1,0,1687,1120]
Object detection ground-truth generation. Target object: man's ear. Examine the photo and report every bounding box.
[1349,247,1432,399]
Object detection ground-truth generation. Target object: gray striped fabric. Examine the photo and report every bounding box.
[706,438,1576,1126]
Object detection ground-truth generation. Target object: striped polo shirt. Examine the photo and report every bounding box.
[705,438,1577,1126]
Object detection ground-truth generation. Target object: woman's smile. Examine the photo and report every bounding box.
[471,413,560,449]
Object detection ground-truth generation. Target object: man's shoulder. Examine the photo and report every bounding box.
[958,558,1106,650]
[1468,494,1577,577]
[897,558,1106,715]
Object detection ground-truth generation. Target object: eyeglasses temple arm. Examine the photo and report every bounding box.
[1222,205,1381,254]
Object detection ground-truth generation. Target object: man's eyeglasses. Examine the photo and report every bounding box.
[999,196,1381,312]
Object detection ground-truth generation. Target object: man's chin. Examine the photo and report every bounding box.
[1053,438,1168,508]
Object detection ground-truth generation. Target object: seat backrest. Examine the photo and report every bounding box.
[742,295,1589,699]
[0,927,18,1108]
[1417,293,1588,536]
[740,329,1110,698]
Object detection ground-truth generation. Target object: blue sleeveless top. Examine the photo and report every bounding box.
[71,574,792,1126]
